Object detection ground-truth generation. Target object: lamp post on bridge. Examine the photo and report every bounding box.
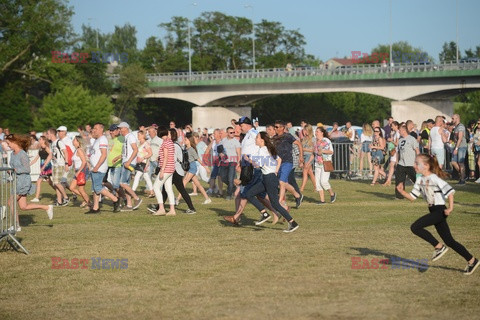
[188,2,198,80]
[244,4,256,72]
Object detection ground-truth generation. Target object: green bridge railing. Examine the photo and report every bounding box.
[108,61,480,88]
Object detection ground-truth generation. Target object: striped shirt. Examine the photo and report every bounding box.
[410,174,455,206]
[157,138,175,174]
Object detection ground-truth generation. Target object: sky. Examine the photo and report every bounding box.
[69,0,480,63]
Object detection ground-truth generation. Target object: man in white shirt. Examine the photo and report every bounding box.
[218,126,241,199]
[223,117,277,225]
[87,123,120,214]
[147,125,162,178]
[57,125,76,199]
[118,122,142,210]
[46,128,69,206]
[429,116,449,169]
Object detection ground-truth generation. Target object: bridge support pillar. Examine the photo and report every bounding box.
[391,100,453,126]
[192,106,251,130]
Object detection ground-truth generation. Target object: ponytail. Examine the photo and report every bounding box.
[418,154,449,179]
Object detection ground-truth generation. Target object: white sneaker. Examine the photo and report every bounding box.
[475,178,480,184]
[16,226,21,232]
[31,198,40,203]
[188,192,198,196]
[202,198,212,204]
[47,205,54,220]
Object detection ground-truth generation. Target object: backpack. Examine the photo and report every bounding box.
[176,143,190,172]
[56,140,73,166]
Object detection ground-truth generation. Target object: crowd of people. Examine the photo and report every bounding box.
[1,113,479,273]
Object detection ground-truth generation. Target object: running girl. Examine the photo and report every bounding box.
[397,154,479,275]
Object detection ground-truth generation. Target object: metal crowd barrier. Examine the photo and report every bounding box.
[312,142,456,179]
[0,167,29,254]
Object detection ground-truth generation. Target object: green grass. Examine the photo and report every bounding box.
[1,179,480,319]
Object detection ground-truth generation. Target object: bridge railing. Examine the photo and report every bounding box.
[107,60,480,85]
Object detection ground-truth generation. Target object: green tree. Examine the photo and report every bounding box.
[464,46,480,58]
[439,41,459,62]
[34,85,114,130]
[455,91,480,125]
[370,41,430,64]
[0,82,33,133]
[115,64,148,125]
[139,36,165,73]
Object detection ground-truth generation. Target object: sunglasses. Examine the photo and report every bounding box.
[5,134,13,138]
[274,126,283,129]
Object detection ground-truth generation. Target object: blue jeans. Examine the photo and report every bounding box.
[245,173,293,221]
[224,162,237,196]
[149,160,158,176]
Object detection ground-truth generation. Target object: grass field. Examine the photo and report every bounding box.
[1,178,479,319]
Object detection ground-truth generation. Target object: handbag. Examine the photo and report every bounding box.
[239,163,253,186]
[134,162,146,172]
[323,160,334,172]
[77,171,86,186]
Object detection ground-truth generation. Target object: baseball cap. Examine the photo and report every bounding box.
[426,119,435,124]
[316,122,324,127]
[117,122,130,129]
[57,126,67,131]
[235,116,252,125]
[109,124,119,131]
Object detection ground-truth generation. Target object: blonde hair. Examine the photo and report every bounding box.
[363,123,373,136]
[302,124,314,147]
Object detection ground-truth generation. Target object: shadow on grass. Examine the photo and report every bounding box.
[356,189,396,200]
[19,214,35,227]
[349,247,464,273]
[210,207,267,231]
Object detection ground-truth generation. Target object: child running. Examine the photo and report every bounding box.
[397,154,479,275]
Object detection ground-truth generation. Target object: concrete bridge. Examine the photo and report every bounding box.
[109,61,480,128]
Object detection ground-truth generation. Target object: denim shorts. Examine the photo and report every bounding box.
[120,166,132,185]
[451,147,467,163]
[362,141,371,153]
[278,162,293,183]
[109,166,122,189]
[188,160,198,174]
[91,171,106,194]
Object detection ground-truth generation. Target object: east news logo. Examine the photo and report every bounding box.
[51,257,128,270]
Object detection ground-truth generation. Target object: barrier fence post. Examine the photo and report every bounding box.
[0,167,29,255]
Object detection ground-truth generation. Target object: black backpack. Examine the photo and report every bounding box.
[176,143,190,172]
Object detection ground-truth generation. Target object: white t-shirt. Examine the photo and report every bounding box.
[241,128,259,157]
[61,136,76,154]
[122,132,138,165]
[429,126,444,149]
[253,146,277,175]
[51,139,66,167]
[360,133,372,143]
[89,135,109,173]
[410,174,455,206]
